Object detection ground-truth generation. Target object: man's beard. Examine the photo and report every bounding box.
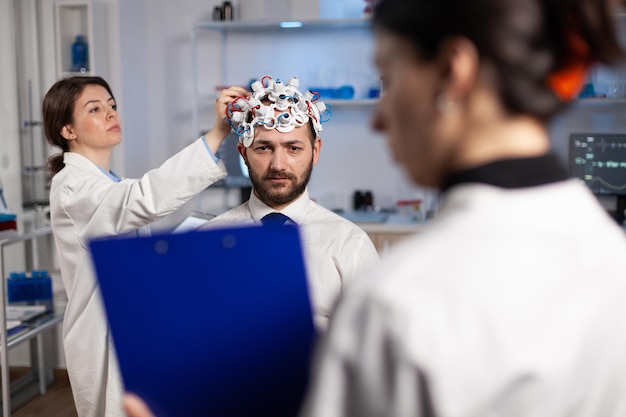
[248,158,313,207]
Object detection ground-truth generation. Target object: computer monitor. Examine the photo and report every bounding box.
[569,132,626,222]
[213,132,250,188]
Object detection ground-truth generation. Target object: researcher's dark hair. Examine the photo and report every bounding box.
[43,76,116,175]
[373,0,624,120]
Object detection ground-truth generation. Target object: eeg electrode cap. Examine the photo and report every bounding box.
[226,76,330,147]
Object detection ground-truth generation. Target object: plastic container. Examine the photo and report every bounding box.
[71,35,89,72]
[396,199,422,221]
[7,270,53,311]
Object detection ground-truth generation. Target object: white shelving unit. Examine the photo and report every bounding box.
[194,18,372,32]
[0,226,64,416]
[575,98,626,106]
[190,17,378,138]
[53,0,108,79]
[16,0,110,210]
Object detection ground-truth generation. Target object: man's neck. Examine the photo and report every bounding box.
[253,190,305,211]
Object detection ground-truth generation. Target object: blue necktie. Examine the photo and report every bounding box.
[261,212,292,227]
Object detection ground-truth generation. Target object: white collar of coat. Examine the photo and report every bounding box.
[62,152,121,182]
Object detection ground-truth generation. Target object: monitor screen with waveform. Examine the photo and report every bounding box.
[211,132,251,188]
[569,133,626,196]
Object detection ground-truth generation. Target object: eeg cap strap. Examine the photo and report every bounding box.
[226,76,329,148]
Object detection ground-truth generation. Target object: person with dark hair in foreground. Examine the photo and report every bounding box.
[299,0,626,416]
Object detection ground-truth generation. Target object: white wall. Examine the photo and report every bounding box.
[115,0,428,231]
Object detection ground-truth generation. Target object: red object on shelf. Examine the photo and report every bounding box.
[396,199,421,207]
[0,220,17,232]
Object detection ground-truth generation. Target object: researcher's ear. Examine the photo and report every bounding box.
[435,36,479,112]
[61,125,77,141]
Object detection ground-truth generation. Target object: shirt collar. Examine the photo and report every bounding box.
[97,166,122,182]
[248,188,310,225]
[442,154,568,192]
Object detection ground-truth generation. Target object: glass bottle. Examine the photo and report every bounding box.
[71,35,89,72]
[222,1,234,20]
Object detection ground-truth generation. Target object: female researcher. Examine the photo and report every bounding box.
[299,0,626,416]
[43,76,248,417]
[125,0,626,416]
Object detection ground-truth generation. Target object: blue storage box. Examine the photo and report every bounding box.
[7,270,53,310]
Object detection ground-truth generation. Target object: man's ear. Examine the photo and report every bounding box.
[61,124,77,141]
[312,137,322,165]
[435,36,479,104]
[237,142,248,165]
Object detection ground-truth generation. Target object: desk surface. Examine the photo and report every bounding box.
[345,211,426,234]
[356,222,424,234]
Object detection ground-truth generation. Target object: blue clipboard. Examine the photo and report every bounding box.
[89,224,315,417]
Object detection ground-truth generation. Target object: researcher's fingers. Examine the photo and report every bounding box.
[215,86,251,124]
[215,87,249,112]
[217,86,250,102]
[123,393,156,417]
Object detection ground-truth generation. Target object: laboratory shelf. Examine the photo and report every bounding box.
[325,98,378,106]
[193,17,371,33]
[197,94,377,109]
[191,17,379,141]
[574,98,626,106]
[4,308,64,350]
[0,225,63,416]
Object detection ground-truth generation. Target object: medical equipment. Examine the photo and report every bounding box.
[226,76,330,148]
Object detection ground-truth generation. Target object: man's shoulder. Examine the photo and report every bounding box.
[202,203,254,228]
[305,201,368,234]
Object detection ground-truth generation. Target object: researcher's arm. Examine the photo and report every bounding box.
[203,86,250,155]
[123,394,155,417]
[55,86,252,239]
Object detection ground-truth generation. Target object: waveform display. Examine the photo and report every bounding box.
[569,134,626,195]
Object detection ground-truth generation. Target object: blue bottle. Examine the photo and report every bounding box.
[71,35,89,72]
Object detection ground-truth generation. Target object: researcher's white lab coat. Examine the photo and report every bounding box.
[301,180,626,417]
[49,138,226,417]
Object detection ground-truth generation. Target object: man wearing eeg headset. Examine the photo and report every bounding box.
[200,75,379,331]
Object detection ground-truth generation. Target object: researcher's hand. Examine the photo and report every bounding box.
[203,86,251,154]
[123,393,155,417]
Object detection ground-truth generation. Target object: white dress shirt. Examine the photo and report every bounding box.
[201,189,379,330]
[50,138,226,417]
[301,180,626,417]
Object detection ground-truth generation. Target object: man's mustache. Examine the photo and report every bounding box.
[263,171,296,180]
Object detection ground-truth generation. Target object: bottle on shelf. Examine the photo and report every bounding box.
[71,35,89,73]
[212,5,223,21]
[222,1,234,20]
